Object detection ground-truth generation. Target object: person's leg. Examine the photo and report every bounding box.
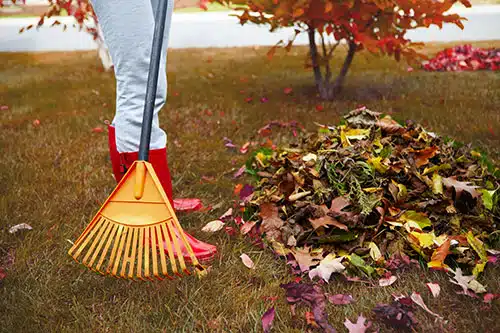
[91,0,174,201]
[92,0,216,261]
[90,0,167,153]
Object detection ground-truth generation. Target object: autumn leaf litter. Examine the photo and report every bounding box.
[208,107,499,331]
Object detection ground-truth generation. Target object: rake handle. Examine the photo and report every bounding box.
[138,0,170,162]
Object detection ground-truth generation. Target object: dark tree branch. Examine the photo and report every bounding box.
[307,24,323,87]
[320,32,332,83]
[332,40,357,92]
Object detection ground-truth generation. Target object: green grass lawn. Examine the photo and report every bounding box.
[1,42,499,332]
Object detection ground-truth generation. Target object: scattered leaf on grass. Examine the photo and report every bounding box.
[410,292,446,323]
[201,220,224,232]
[240,253,255,269]
[240,221,257,235]
[0,268,6,282]
[449,268,487,295]
[426,282,441,298]
[344,315,372,333]
[328,294,354,305]
[483,293,500,303]
[373,297,417,332]
[220,208,233,220]
[233,165,246,178]
[262,307,275,333]
[379,275,397,287]
[174,198,203,212]
[280,282,336,333]
[240,142,250,154]
[9,223,33,234]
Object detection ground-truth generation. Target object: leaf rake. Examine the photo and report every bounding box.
[68,0,207,280]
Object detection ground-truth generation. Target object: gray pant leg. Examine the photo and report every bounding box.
[90,0,173,153]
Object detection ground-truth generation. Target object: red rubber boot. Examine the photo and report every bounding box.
[107,125,217,262]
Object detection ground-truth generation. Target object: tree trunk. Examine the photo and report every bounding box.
[332,41,357,92]
[307,26,322,88]
[309,26,358,100]
[317,41,357,100]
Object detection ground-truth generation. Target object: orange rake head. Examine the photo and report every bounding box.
[68,160,206,281]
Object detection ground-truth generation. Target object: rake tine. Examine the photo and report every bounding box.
[127,227,139,279]
[106,225,124,274]
[71,217,104,260]
[96,223,119,273]
[161,223,178,277]
[87,221,114,267]
[120,226,135,278]
[112,226,129,277]
[136,228,144,280]
[150,226,161,281]
[165,218,189,277]
[82,219,110,265]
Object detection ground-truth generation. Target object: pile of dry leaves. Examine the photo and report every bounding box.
[233,107,498,283]
[206,107,499,331]
[422,44,500,71]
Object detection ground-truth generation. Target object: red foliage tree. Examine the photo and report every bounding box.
[212,0,471,100]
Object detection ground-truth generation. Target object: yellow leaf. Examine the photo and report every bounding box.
[368,242,382,261]
[472,261,486,277]
[409,231,436,248]
[345,128,370,140]
[340,127,350,147]
[427,261,450,271]
[271,241,290,256]
[432,172,443,194]
[373,138,384,153]
[288,191,312,201]
[368,157,388,174]
[363,187,383,193]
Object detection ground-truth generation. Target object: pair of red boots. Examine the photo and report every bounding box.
[107,125,217,262]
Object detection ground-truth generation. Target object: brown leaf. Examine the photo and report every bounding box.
[330,196,351,214]
[291,246,322,272]
[309,216,348,231]
[442,177,481,199]
[428,239,451,270]
[410,146,439,167]
[259,203,284,241]
[377,116,403,133]
[280,282,336,333]
[240,221,257,235]
[328,294,354,305]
